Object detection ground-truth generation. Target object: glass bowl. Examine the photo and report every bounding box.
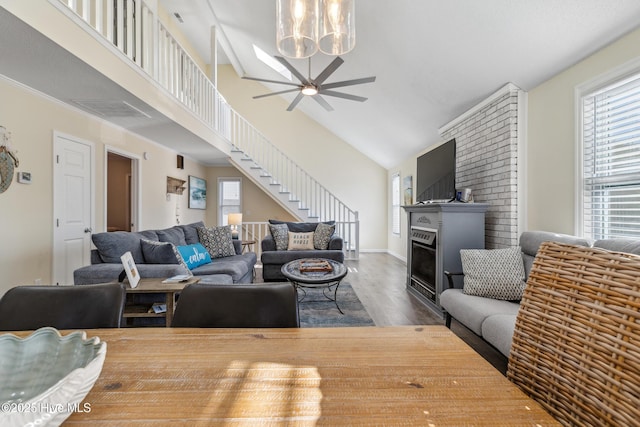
[0,327,106,426]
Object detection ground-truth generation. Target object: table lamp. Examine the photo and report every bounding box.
[228,213,243,239]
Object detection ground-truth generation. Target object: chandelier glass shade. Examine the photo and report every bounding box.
[276,0,355,59]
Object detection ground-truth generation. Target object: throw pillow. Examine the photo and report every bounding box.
[176,243,212,270]
[156,226,187,246]
[288,232,315,250]
[269,223,290,251]
[197,226,236,259]
[461,247,526,301]
[313,223,335,250]
[140,239,191,275]
[140,239,179,264]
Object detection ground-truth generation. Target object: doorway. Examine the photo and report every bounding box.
[106,149,140,232]
[52,132,94,285]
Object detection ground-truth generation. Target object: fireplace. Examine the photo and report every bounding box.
[409,227,437,302]
[403,203,488,314]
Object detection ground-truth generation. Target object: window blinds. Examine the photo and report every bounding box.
[582,73,640,239]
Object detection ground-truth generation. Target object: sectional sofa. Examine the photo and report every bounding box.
[74,221,256,285]
[440,230,640,357]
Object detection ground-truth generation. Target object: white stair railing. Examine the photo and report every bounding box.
[54,0,358,259]
[231,113,359,259]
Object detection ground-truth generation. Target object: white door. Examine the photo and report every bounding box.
[53,133,94,285]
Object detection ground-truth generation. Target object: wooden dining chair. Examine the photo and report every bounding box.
[507,241,640,426]
[0,283,126,330]
[171,282,300,328]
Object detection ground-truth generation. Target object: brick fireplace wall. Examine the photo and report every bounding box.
[439,84,525,248]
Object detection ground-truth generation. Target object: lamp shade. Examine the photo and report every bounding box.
[277,0,319,59]
[228,213,243,226]
[319,0,355,55]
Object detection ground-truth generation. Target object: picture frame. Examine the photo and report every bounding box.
[403,175,413,205]
[120,251,140,288]
[188,175,207,209]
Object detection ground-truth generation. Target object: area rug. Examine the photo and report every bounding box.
[298,282,375,327]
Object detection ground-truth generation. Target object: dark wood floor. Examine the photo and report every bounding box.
[256,252,508,374]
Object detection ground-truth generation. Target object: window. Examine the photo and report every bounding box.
[580,70,640,240]
[218,178,241,226]
[392,173,401,235]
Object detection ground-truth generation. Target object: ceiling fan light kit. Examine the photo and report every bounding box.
[245,0,368,111]
[277,0,355,59]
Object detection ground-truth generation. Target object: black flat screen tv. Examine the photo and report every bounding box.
[416,138,456,203]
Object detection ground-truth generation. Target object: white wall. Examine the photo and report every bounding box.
[217,65,388,250]
[388,26,640,255]
[527,27,640,234]
[0,77,208,294]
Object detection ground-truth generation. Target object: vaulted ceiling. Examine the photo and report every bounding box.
[160,0,640,168]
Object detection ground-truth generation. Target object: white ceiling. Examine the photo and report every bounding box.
[160,0,640,168]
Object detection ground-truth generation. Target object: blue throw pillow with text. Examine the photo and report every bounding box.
[176,243,212,270]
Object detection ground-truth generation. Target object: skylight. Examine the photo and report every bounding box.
[253,44,292,81]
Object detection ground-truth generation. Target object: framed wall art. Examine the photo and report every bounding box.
[188,175,207,209]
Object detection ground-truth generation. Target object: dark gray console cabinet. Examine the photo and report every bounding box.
[403,203,488,316]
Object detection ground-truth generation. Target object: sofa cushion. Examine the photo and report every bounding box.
[481,314,517,357]
[261,249,345,265]
[176,243,212,270]
[92,230,158,263]
[156,226,187,246]
[191,253,256,282]
[74,263,188,285]
[314,223,335,250]
[197,226,236,259]
[269,223,289,251]
[440,288,521,336]
[593,238,640,255]
[460,247,526,300]
[288,232,314,250]
[268,219,335,233]
[141,239,180,264]
[519,231,591,277]
[178,221,205,245]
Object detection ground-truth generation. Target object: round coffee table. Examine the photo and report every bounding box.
[281,258,348,314]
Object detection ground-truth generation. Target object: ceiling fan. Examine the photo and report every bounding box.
[242,56,376,112]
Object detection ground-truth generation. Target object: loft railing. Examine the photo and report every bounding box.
[55,0,358,259]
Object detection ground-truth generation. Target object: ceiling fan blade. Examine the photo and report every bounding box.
[319,90,368,102]
[274,56,310,85]
[287,92,305,111]
[312,95,334,112]
[253,88,302,99]
[320,76,376,90]
[313,56,344,85]
[242,76,301,87]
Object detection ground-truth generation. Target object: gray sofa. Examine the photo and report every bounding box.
[74,221,257,285]
[261,220,345,281]
[440,230,640,357]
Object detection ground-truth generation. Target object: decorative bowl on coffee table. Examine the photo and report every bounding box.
[0,327,106,426]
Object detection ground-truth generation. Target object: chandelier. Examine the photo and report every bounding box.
[276,0,356,59]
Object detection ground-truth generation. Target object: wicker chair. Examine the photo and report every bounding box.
[507,242,640,426]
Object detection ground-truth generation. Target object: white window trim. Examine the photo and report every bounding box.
[574,55,640,237]
[217,177,242,226]
[391,172,401,236]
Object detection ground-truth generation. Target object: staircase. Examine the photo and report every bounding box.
[228,113,360,259]
[55,0,360,259]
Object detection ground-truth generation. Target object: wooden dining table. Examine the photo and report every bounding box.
[46,326,558,425]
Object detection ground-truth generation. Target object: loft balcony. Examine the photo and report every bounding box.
[0,0,231,164]
[0,0,360,258]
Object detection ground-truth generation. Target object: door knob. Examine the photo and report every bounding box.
[84,227,92,233]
